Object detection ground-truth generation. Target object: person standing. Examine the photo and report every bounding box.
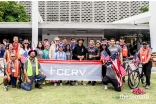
[72,38,88,85]
[19,39,31,83]
[138,42,152,89]
[19,39,31,64]
[87,39,100,86]
[3,39,9,49]
[95,41,102,60]
[119,36,131,82]
[43,43,50,59]
[3,44,16,65]
[0,44,5,67]
[12,36,21,59]
[62,37,68,50]
[21,50,46,91]
[103,38,123,92]
[54,44,66,86]
[49,41,55,59]
[100,42,110,82]
[70,37,77,51]
[64,44,73,86]
[36,42,44,59]
[3,53,21,91]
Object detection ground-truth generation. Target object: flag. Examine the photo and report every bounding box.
[101,50,110,61]
[21,56,27,63]
[21,51,28,63]
[133,53,140,67]
[120,65,127,77]
[134,53,140,63]
[110,52,123,87]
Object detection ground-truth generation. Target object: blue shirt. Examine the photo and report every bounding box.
[0,49,5,58]
[70,43,77,51]
[55,51,66,60]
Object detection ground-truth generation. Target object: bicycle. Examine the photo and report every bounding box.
[123,57,143,89]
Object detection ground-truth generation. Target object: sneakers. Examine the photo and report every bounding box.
[4,86,8,91]
[75,81,78,86]
[104,85,108,90]
[60,83,62,86]
[69,82,73,86]
[54,83,57,86]
[145,85,150,89]
[88,81,91,84]
[81,81,86,86]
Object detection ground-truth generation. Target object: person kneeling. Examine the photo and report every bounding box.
[21,50,46,91]
[3,53,21,91]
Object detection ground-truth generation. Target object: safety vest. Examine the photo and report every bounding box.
[121,45,128,57]
[27,58,39,76]
[7,60,20,77]
[140,47,149,63]
[6,50,16,62]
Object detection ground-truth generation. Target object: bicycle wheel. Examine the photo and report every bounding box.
[128,70,140,89]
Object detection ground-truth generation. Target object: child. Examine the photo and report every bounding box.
[54,44,66,86]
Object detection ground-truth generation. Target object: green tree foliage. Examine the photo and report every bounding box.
[0,1,30,22]
[139,6,149,13]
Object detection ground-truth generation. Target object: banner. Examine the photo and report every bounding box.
[39,60,102,81]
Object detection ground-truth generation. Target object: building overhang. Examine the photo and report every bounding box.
[0,22,149,30]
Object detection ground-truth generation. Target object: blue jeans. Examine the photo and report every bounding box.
[21,73,46,91]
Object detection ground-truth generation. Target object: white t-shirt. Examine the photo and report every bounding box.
[20,48,30,56]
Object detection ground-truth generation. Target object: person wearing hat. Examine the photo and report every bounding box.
[138,41,152,89]
[72,38,88,85]
[3,53,21,91]
[119,36,132,83]
[100,42,111,83]
[54,37,60,53]
[43,42,50,59]
[53,44,66,86]
[19,39,30,64]
[19,39,31,84]
[21,50,46,91]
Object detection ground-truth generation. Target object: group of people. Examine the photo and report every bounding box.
[0,36,152,92]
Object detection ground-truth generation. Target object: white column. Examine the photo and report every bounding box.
[149,1,156,52]
[32,1,38,48]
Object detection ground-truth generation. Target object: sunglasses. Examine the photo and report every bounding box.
[142,44,147,45]
[11,56,15,57]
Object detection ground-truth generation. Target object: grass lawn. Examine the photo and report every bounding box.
[0,74,156,104]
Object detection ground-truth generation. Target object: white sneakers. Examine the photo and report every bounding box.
[75,81,78,86]
[54,83,57,86]
[104,85,108,90]
[145,85,150,89]
[4,86,8,91]
[54,83,63,86]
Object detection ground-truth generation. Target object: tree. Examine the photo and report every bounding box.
[139,6,149,13]
[0,1,30,22]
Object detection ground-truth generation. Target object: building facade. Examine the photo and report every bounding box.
[21,1,149,23]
